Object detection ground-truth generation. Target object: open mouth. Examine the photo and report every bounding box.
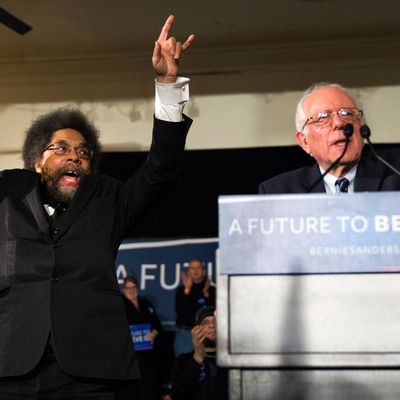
[60,170,81,186]
[332,138,348,147]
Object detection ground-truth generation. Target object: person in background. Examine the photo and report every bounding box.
[122,276,162,400]
[174,259,215,357]
[171,307,228,400]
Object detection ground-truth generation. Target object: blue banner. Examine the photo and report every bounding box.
[116,238,218,330]
[219,192,400,275]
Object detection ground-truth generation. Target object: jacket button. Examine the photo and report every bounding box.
[52,242,60,248]
[53,228,59,235]
[50,276,58,283]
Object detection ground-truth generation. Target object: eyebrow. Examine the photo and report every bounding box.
[51,139,88,147]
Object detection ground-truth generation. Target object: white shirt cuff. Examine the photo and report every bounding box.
[155,77,190,122]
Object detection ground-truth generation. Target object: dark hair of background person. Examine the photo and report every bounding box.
[123,276,138,287]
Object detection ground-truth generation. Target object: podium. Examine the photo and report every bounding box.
[217,192,400,400]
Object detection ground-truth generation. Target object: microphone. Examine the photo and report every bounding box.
[343,123,354,138]
[360,124,400,176]
[307,123,353,193]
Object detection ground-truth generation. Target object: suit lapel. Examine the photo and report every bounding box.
[303,164,326,193]
[24,184,51,236]
[302,149,384,194]
[354,148,383,192]
[12,171,52,237]
[55,174,98,238]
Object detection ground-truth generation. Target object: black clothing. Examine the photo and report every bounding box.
[171,351,228,400]
[123,296,162,334]
[175,282,216,328]
[123,296,162,400]
[259,147,400,194]
[0,342,125,400]
[0,116,191,380]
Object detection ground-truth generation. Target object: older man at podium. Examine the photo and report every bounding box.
[259,82,400,194]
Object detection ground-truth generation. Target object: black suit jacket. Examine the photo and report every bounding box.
[259,147,400,194]
[0,116,191,379]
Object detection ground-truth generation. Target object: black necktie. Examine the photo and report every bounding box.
[47,203,66,225]
[335,177,350,193]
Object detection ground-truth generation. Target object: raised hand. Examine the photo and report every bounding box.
[152,15,195,83]
[203,278,211,298]
[191,324,208,364]
[181,271,193,291]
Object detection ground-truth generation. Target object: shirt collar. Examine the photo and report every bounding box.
[319,164,358,194]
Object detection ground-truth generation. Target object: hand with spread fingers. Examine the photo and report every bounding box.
[152,15,195,83]
[203,278,211,298]
[181,271,193,291]
[191,324,209,364]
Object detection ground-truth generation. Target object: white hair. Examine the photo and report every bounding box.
[295,82,364,132]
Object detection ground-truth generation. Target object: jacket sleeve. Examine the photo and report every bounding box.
[175,285,191,319]
[206,286,216,307]
[143,298,162,333]
[116,116,192,240]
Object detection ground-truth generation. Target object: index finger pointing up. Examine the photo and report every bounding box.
[158,14,175,42]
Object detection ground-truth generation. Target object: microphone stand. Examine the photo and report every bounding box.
[307,123,354,193]
[360,125,400,177]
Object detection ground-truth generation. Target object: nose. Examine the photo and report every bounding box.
[66,148,80,162]
[331,112,344,129]
[208,319,216,328]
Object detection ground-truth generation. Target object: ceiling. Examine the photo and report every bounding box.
[0,1,400,164]
[1,1,400,63]
[0,0,399,106]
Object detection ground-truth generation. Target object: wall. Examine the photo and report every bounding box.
[1,41,400,170]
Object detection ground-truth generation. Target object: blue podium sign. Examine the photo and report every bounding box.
[219,192,400,275]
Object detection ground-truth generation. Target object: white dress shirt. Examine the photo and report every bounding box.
[155,77,190,122]
[320,165,357,194]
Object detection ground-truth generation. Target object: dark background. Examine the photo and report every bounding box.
[99,143,400,239]
[100,145,311,238]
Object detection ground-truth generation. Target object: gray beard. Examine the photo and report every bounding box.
[45,180,78,205]
[41,165,85,205]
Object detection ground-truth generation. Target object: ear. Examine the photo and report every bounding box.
[295,131,311,155]
[34,160,43,173]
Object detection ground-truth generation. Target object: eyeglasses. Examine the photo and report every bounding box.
[302,108,363,130]
[43,142,93,160]
[124,285,137,290]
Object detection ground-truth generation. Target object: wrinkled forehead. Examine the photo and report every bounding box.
[49,128,87,145]
[303,87,357,116]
